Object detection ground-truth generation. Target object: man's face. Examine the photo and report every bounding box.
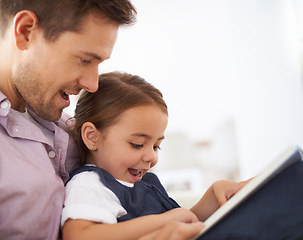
[13,13,118,121]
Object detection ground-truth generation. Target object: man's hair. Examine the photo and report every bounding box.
[73,71,168,164]
[0,0,136,40]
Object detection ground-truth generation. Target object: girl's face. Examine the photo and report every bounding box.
[90,105,168,183]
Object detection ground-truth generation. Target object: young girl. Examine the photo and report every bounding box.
[61,71,249,240]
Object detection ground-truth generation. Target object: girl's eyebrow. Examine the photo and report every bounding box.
[131,133,165,141]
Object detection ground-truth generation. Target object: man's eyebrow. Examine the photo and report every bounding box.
[83,51,102,61]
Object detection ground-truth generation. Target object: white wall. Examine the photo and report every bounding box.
[228,0,303,178]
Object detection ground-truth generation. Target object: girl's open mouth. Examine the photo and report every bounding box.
[128,168,144,182]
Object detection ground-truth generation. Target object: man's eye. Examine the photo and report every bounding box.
[81,58,91,64]
[131,143,143,149]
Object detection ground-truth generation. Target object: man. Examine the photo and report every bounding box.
[0,1,136,239]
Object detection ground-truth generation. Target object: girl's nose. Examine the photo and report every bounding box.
[142,148,157,164]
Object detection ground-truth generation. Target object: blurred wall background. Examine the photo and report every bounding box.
[66,0,303,207]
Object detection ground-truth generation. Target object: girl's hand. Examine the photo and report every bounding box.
[190,177,253,221]
[213,178,253,206]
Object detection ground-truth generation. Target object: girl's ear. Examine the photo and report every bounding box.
[13,10,39,50]
[81,122,100,151]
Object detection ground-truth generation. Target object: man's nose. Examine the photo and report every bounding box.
[78,68,99,93]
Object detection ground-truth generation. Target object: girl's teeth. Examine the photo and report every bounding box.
[129,169,142,177]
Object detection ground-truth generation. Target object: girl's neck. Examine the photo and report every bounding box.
[85,156,96,166]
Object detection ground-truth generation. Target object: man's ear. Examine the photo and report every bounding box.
[81,122,100,151]
[13,10,39,50]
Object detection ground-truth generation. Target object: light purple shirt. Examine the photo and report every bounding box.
[0,92,80,240]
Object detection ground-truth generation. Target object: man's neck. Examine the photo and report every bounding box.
[0,80,26,112]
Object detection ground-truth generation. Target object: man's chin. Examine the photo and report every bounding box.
[34,109,63,122]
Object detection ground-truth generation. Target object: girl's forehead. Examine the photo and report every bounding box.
[106,105,168,134]
[123,104,166,116]
[119,105,167,122]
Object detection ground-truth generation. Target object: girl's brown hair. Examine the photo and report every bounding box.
[73,71,168,164]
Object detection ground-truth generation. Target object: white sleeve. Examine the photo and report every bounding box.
[61,171,127,226]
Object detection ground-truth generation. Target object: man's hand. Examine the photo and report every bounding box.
[138,221,204,240]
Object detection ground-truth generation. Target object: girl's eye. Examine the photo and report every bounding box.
[154,146,161,151]
[131,143,143,149]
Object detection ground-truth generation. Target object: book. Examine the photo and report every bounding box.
[192,145,303,239]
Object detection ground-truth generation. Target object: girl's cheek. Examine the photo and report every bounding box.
[151,159,158,168]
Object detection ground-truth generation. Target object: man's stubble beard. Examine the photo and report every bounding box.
[14,63,63,122]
